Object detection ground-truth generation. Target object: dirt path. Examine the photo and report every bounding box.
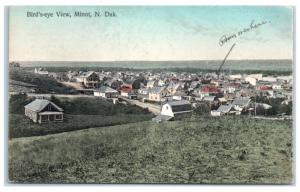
[119,97,161,115]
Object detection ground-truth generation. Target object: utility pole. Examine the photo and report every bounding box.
[217,43,236,79]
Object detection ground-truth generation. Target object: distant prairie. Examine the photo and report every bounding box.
[17,60,293,72]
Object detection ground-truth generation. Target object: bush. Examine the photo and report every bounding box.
[9,93,33,114]
[194,103,211,115]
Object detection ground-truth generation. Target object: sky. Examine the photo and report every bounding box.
[9,6,293,61]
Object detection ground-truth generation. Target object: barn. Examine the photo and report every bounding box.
[160,100,193,120]
[24,99,64,124]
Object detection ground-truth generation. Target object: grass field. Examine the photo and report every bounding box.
[8,116,293,184]
[9,114,152,139]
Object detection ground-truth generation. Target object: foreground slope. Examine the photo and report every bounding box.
[9,116,293,184]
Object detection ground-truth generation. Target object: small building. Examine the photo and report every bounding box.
[160,100,193,120]
[148,86,168,102]
[34,68,49,75]
[172,91,187,101]
[146,80,159,88]
[166,82,183,95]
[232,97,252,112]
[24,99,64,124]
[120,89,138,99]
[94,86,119,98]
[211,104,236,116]
[122,79,143,90]
[76,71,99,88]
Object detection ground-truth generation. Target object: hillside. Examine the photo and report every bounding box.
[9,116,293,184]
[9,95,152,138]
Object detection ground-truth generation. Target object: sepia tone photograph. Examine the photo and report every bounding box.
[7,6,293,184]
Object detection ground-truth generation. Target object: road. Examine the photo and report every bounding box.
[25,93,94,98]
[252,116,292,121]
[119,97,161,115]
[14,92,161,115]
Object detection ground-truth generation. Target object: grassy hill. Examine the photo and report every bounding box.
[9,95,152,138]
[8,116,293,184]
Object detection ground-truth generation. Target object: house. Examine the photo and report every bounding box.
[146,80,159,88]
[120,89,138,99]
[76,71,99,88]
[193,88,209,99]
[172,91,187,101]
[94,86,119,98]
[122,79,142,90]
[217,97,227,105]
[166,82,183,95]
[83,71,99,88]
[148,86,168,102]
[160,100,193,120]
[262,76,277,82]
[245,76,257,86]
[24,99,64,124]
[272,84,282,90]
[229,74,242,80]
[34,68,49,75]
[231,97,252,112]
[247,74,263,81]
[211,104,236,116]
[157,79,165,86]
[104,79,121,90]
[138,87,149,95]
[201,85,220,96]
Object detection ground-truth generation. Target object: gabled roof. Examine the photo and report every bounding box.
[217,104,233,113]
[232,97,251,106]
[85,71,96,77]
[166,100,192,112]
[203,96,216,102]
[147,80,158,86]
[173,91,186,97]
[218,97,227,102]
[167,82,181,89]
[24,99,63,112]
[95,86,118,93]
[149,86,166,94]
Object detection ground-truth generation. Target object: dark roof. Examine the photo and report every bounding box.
[83,71,96,77]
[217,105,233,113]
[167,100,192,112]
[24,99,63,112]
[232,97,251,106]
[149,86,166,94]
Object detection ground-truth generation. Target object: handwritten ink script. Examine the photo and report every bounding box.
[219,20,270,46]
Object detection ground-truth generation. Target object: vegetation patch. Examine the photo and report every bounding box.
[9,116,293,184]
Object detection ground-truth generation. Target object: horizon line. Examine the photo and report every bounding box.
[11,58,293,63]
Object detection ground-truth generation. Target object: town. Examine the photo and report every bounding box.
[9,62,293,124]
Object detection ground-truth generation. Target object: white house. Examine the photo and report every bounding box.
[245,76,257,86]
[229,74,242,80]
[34,68,49,75]
[272,84,282,90]
[247,74,263,81]
[94,86,119,98]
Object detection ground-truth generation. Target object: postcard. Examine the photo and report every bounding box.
[7,6,293,184]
